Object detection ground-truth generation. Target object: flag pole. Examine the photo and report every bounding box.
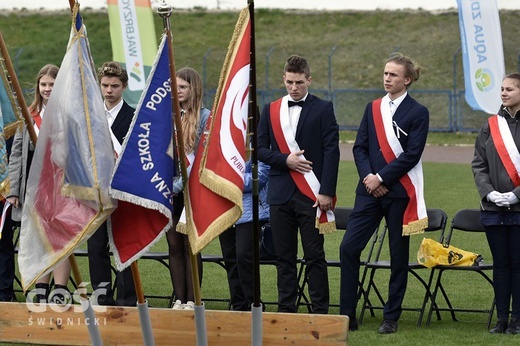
[157,2,207,346]
[131,261,155,346]
[247,0,260,308]
[64,0,87,302]
[247,1,263,345]
[0,33,37,145]
[62,2,103,345]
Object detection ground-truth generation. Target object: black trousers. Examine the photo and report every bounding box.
[87,221,136,306]
[0,205,14,301]
[339,194,409,321]
[219,222,255,311]
[270,190,328,313]
[485,225,520,320]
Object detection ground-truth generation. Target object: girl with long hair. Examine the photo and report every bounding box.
[7,64,72,304]
[168,67,210,310]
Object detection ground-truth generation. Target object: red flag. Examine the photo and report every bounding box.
[182,8,250,254]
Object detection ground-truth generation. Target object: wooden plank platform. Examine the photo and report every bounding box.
[0,302,349,345]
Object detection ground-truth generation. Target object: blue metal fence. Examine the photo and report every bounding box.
[204,87,476,132]
[14,44,506,133]
[200,45,520,133]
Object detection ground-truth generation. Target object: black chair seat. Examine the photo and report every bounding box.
[426,209,495,328]
[359,208,448,327]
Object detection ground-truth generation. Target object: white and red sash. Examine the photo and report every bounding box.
[176,148,197,235]
[31,109,42,137]
[372,97,427,236]
[270,96,336,234]
[110,129,122,157]
[489,114,520,186]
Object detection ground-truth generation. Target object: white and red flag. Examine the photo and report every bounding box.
[180,7,250,254]
[18,4,116,289]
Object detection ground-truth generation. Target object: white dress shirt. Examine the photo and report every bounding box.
[105,99,124,127]
[288,94,308,136]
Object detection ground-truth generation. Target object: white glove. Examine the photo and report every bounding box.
[486,191,503,203]
[487,191,510,207]
[503,192,520,205]
[495,199,510,208]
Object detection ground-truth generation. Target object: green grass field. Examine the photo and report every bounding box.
[11,160,513,345]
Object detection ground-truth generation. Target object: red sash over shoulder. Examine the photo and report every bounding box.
[372,98,427,236]
[489,114,520,186]
[270,96,336,234]
[31,109,42,135]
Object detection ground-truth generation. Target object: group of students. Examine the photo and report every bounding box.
[1,51,519,337]
[0,62,211,310]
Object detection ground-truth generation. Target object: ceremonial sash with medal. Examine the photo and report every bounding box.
[372,97,428,235]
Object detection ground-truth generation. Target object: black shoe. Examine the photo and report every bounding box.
[506,318,520,334]
[348,317,358,331]
[490,319,508,334]
[378,320,398,334]
[33,283,50,304]
[49,285,72,305]
[94,295,116,306]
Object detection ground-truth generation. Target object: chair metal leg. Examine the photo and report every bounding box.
[359,267,385,324]
[427,269,443,326]
[410,269,434,327]
[295,260,311,313]
[356,285,375,318]
[437,281,458,321]
[487,298,496,329]
[420,269,443,326]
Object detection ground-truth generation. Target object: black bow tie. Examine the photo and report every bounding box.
[288,100,305,108]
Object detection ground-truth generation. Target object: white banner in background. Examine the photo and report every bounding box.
[457,0,505,114]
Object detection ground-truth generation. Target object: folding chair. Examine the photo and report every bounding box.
[359,208,448,326]
[296,207,353,310]
[296,206,378,315]
[426,208,495,328]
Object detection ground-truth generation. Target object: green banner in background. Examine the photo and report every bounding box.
[108,0,158,108]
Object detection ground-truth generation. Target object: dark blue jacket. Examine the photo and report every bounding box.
[257,93,340,205]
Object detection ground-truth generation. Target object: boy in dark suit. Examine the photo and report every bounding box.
[258,55,340,314]
[340,53,429,333]
[88,61,136,306]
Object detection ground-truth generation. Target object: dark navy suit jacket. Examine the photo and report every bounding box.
[111,100,135,144]
[257,93,340,205]
[353,94,429,198]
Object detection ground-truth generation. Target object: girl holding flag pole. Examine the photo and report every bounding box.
[168,67,210,310]
[7,64,72,304]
